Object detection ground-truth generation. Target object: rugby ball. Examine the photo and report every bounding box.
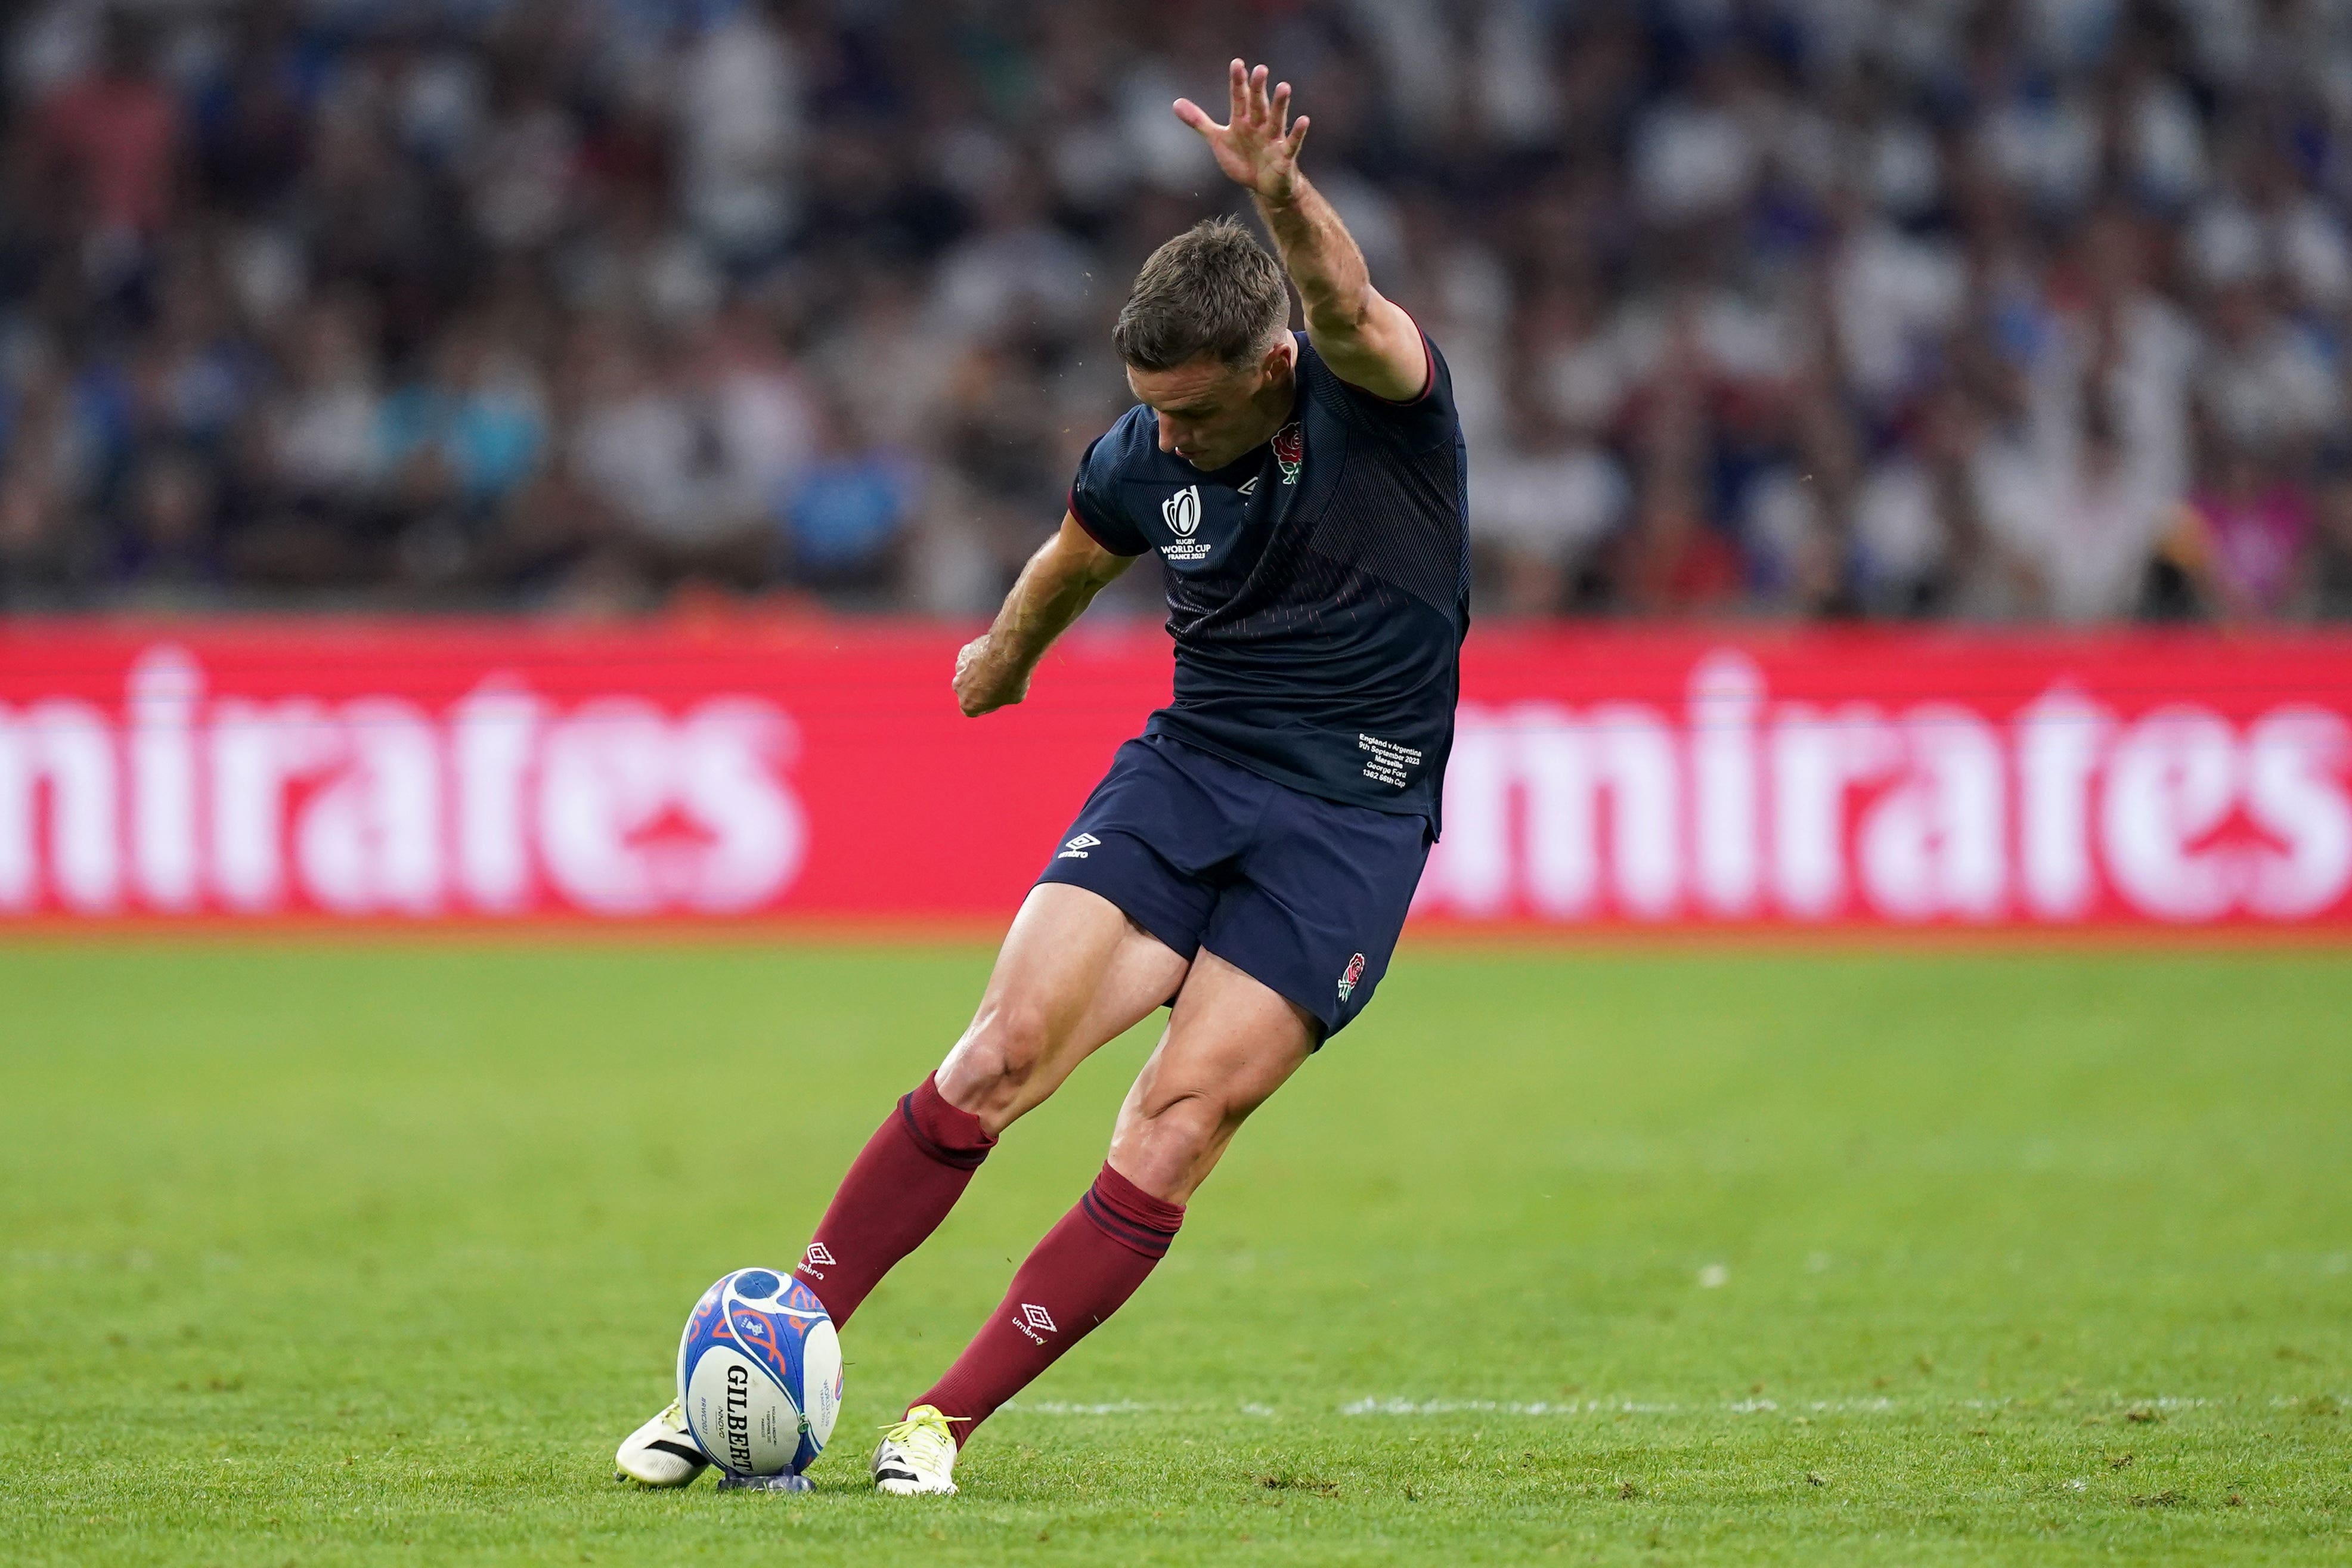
[677,1268,842,1477]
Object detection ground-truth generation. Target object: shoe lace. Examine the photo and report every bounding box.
[879,1408,966,1470]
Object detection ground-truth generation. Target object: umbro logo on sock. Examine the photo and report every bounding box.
[1058,833,1100,860]
[1015,1303,1058,1343]
[800,1242,835,1277]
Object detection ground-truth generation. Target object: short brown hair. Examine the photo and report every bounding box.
[1112,217,1290,371]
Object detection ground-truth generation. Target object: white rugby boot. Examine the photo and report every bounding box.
[872,1404,963,1495]
[615,1398,709,1487]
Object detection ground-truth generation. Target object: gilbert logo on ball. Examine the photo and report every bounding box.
[677,1268,842,1477]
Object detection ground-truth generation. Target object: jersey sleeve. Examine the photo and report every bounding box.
[1067,429,1150,557]
[1328,328,1459,454]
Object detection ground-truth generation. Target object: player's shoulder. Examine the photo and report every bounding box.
[1299,326,1459,451]
[1071,402,1168,556]
[1084,402,1164,479]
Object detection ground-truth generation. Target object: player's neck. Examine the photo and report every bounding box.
[1233,358,1297,455]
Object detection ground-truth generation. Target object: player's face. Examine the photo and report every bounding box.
[1128,342,1294,472]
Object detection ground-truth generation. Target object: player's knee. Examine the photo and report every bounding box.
[1121,1088,1231,1176]
[938,999,1061,1112]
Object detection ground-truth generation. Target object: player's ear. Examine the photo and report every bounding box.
[1260,334,1295,383]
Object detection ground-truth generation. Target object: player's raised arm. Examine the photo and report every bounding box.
[952,513,1134,717]
[1175,60,1428,402]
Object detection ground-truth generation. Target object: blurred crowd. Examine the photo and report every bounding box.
[5,0,2352,621]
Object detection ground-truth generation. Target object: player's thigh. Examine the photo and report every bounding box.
[1107,949,1316,1204]
[937,883,1191,1132]
[1216,794,1431,1040]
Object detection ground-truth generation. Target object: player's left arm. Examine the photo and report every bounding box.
[1176,60,1428,402]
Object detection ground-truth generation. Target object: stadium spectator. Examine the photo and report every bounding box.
[3,0,2351,623]
[776,399,919,595]
[1981,398,2182,621]
[2174,429,2317,618]
[2303,464,2352,620]
[111,444,224,606]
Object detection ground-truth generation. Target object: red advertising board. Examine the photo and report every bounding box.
[3,619,2349,932]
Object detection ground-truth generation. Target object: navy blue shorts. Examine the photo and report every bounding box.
[1035,735,1432,1041]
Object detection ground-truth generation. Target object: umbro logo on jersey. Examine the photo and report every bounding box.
[1237,475,1260,495]
[1058,832,1101,860]
[1162,484,1202,537]
[1020,1303,1057,1334]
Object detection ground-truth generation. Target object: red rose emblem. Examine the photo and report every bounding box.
[1272,423,1303,467]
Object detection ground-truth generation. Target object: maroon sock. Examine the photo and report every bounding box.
[791,1073,995,1327]
[917,1163,1184,1443]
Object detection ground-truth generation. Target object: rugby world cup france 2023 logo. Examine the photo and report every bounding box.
[1163,484,1201,537]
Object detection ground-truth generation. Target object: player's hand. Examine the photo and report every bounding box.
[953,634,1030,717]
[1175,60,1309,206]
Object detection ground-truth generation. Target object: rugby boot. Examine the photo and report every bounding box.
[872,1404,963,1495]
[615,1398,709,1487]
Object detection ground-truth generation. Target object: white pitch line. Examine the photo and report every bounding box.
[1339,1395,2241,1417]
[989,1392,2334,1420]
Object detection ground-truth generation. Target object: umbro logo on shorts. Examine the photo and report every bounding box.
[1058,833,1101,860]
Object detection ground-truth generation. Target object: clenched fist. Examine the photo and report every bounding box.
[953,634,1031,717]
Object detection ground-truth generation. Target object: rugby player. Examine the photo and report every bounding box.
[619,58,1468,1497]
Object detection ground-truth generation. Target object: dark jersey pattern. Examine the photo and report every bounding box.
[1068,332,1470,828]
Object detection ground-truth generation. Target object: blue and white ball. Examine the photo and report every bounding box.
[677,1268,842,1477]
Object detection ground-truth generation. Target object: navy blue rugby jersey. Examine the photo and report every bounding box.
[1068,331,1469,829]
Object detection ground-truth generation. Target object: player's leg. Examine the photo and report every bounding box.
[787,736,1234,1346]
[874,953,1312,1491]
[1101,950,1318,1203]
[616,885,1186,1487]
[791,883,1190,1328]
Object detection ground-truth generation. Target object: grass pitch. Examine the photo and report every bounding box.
[0,940,2347,1565]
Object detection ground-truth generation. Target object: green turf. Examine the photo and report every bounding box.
[1,940,2347,1565]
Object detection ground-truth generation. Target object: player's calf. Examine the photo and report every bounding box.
[897,1163,1186,1461]
[790,1072,996,1326]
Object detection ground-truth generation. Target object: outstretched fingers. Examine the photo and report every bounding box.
[1176,61,1306,184]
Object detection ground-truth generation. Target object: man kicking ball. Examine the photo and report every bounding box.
[618,58,1468,1497]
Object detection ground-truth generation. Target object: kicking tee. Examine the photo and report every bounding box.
[1068,331,1469,829]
